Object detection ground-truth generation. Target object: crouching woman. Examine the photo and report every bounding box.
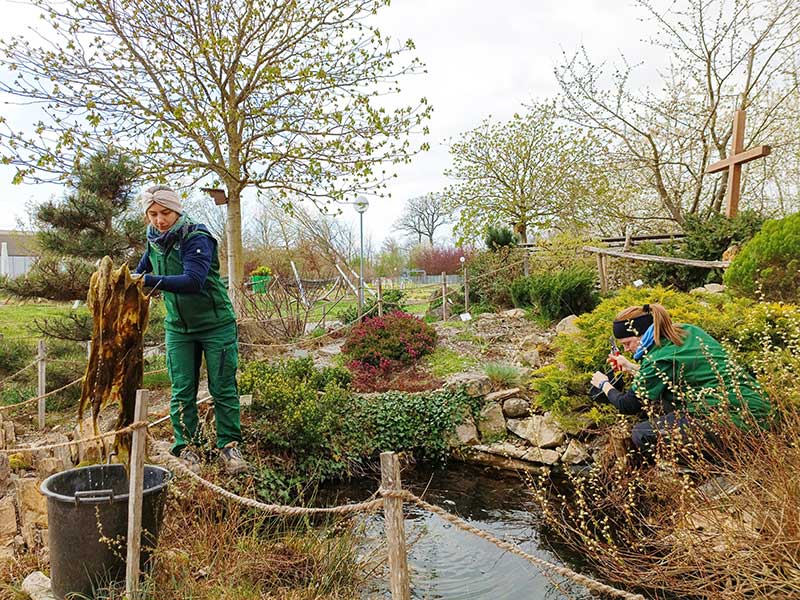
[590,303,772,453]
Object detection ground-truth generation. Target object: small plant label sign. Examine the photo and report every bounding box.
[460,313,472,321]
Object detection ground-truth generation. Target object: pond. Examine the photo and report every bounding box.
[321,462,597,600]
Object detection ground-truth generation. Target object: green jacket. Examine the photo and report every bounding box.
[631,324,772,428]
[143,217,235,333]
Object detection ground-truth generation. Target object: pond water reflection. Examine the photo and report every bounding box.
[320,462,596,600]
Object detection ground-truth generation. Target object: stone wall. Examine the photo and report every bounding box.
[444,372,591,471]
[0,412,101,568]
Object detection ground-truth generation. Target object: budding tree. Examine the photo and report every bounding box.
[0,0,431,300]
[555,0,800,224]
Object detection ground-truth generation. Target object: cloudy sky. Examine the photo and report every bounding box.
[0,0,664,242]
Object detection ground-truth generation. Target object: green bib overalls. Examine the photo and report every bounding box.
[146,219,241,455]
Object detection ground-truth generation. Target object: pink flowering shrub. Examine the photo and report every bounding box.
[343,311,438,391]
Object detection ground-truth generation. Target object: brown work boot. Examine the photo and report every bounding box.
[177,447,201,474]
[219,442,249,475]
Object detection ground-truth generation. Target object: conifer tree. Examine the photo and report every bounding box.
[1,149,142,300]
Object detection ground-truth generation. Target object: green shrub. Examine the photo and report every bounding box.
[527,266,599,322]
[351,388,480,464]
[0,338,35,375]
[510,276,532,308]
[338,288,406,324]
[527,232,596,275]
[240,356,481,498]
[466,247,527,309]
[724,213,800,301]
[483,362,522,387]
[485,225,517,250]
[639,211,763,290]
[530,285,800,426]
[343,311,436,368]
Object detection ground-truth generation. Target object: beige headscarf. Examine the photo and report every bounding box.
[141,185,183,214]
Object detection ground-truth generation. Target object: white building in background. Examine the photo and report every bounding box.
[0,230,38,278]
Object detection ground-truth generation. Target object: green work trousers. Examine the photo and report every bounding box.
[165,321,241,455]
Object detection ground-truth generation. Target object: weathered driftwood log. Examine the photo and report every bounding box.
[79,256,149,459]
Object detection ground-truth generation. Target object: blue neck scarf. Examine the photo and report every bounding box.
[633,324,655,360]
[147,214,188,251]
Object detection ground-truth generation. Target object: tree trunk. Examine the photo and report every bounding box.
[225,188,244,316]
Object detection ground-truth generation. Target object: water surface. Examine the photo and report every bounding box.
[322,462,597,600]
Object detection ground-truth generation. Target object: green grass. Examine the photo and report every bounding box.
[425,347,480,377]
[0,300,86,339]
[483,362,522,387]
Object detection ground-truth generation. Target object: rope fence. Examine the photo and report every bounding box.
[1,375,642,599]
[155,447,643,600]
[0,366,169,415]
[0,359,38,387]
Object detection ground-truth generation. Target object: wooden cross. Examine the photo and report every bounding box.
[705,110,771,218]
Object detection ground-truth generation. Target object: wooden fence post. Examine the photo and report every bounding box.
[126,389,149,600]
[380,452,410,600]
[441,272,448,321]
[596,253,608,294]
[37,340,46,430]
[377,278,384,317]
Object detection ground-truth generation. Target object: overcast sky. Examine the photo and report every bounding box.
[0,0,664,243]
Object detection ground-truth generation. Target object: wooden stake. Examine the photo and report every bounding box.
[377,278,384,317]
[596,254,608,294]
[37,340,46,430]
[380,452,410,600]
[441,272,448,321]
[126,389,149,600]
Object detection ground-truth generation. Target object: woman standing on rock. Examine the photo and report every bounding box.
[135,185,248,475]
[590,303,772,454]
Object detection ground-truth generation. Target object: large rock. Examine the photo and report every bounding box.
[14,477,47,529]
[477,403,506,439]
[522,447,561,465]
[555,315,580,335]
[22,571,56,600]
[485,388,521,403]
[704,283,725,294]
[561,439,591,465]
[445,372,493,398]
[2,422,15,448]
[37,457,65,480]
[0,544,13,569]
[0,495,17,545]
[500,308,527,318]
[475,441,528,460]
[0,454,9,493]
[459,447,548,474]
[502,398,530,418]
[520,348,541,368]
[506,414,565,448]
[318,343,343,357]
[451,415,480,446]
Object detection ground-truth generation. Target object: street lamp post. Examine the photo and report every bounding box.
[354,196,369,319]
[460,256,468,313]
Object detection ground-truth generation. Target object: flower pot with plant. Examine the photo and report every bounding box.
[250,266,272,293]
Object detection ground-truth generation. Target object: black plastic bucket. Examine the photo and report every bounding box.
[40,464,171,600]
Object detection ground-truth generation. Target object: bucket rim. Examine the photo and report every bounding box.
[40,463,172,504]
